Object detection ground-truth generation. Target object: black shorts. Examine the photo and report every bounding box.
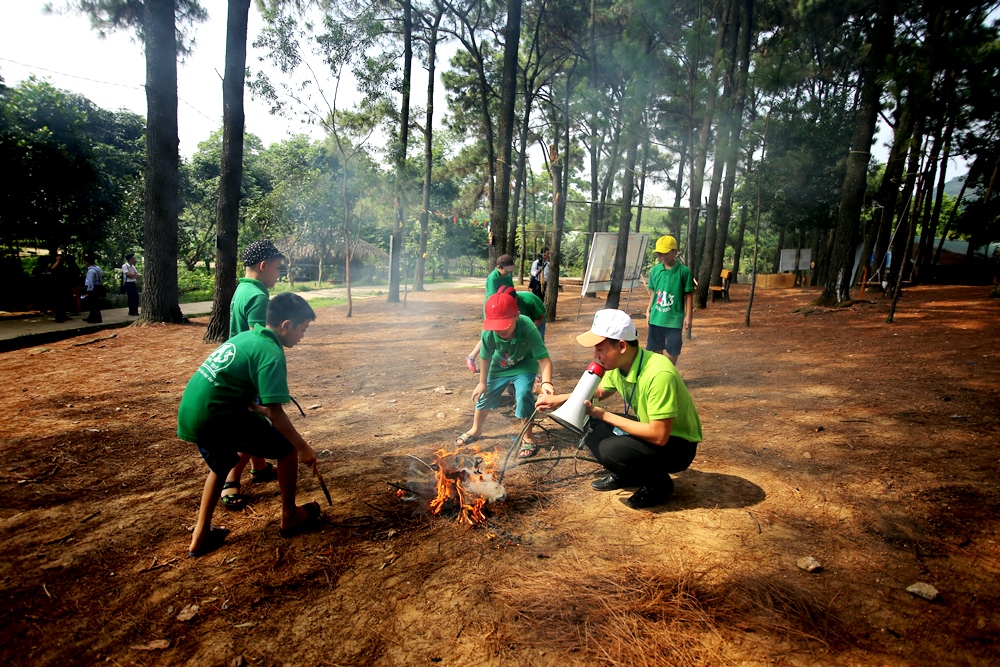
[647,324,683,357]
[194,410,294,476]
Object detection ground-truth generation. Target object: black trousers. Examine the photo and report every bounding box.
[584,419,698,493]
[83,293,102,323]
[125,282,139,315]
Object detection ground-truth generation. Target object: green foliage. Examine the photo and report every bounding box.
[0,77,145,258]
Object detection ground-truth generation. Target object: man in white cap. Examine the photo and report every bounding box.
[646,235,693,365]
[535,309,702,509]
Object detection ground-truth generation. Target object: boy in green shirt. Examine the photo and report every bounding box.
[645,235,694,366]
[220,240,286,509]
[536,309,702,509]
[457,292,555,458]
[180,292,320,557]
[466,254,517,372]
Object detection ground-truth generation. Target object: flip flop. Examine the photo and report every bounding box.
[455,433,480,447]
[518,441,538,459]
[219,481,246,511]
[188,526,230,558]
[279,502,322,539]
[464,355,478,373]
[250,462,278,483]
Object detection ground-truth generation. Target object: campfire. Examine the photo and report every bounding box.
[396,445,506,525]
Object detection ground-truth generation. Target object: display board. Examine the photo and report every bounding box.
[778,248,812,272]
[580,232,651,295]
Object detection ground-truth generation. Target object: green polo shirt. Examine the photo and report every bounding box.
[484,268,514,301]
[516,290,545,322]
[480,315,549,378]
[177,326,290,442]
[230,278,269,339]
[648,262,694,329]
[599,347,702,443]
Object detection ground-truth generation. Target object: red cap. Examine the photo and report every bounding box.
[484,293,519,331]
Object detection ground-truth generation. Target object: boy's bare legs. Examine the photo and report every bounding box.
[276,448,311,530]
[189,470,226,553]
[220,454,272,501]
[457,407,490,444]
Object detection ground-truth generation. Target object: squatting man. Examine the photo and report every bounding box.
[535,309,703,509]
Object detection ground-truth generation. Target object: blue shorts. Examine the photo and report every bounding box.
[476,373,536,419]
[647,324,683,357]
[535,320,546,340]
[193,410,295,476]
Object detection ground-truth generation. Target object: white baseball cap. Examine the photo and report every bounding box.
[576,309,638,346]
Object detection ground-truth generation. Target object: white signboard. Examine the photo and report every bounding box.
[779,248,812,272]
[581,232,650,295]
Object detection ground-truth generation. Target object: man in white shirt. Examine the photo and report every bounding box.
[83,254,105,323]
[122,252,140,316]
[529,247,550,298]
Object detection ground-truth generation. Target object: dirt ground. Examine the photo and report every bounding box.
[1,281,998,666]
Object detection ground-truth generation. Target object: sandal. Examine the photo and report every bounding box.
[464,355,478,373]
[250,462,278,483]
[188,526,230,558]
[279,502,322,539]
[219,481,246,511]
[518,440,538,459]
[456,433,480,447]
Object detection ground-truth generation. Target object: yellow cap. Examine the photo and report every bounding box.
[654,235,678,254]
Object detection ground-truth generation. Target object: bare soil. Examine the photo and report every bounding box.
[1,282,998,666]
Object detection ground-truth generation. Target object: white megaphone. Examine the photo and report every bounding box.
[549,362,606,434]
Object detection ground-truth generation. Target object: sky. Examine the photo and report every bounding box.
[0,2,452,158]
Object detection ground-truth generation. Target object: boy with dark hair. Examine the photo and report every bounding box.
[219,240,287,508]
[180,292,320,557]
[82,254,105,324]
[466,254,517,373]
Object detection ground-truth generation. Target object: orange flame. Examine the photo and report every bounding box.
[429,445,497,526]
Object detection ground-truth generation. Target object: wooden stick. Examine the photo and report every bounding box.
[314,468,333,506]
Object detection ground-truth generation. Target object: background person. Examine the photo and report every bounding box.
[122,252,140,317]
[529,247,550,298]
[82,254,105,324]
[645,235,694,366]
[535,309,702,509]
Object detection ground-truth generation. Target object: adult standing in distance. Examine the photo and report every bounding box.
[529,247,550,298]
[646,235,694,366]
[122,253,140,317]
[82,254,105,324]
[535,309,702,509]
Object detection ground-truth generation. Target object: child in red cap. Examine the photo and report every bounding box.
[456,292,555,458]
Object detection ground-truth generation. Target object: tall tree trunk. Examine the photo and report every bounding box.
[913,122,943,283]
[415,5,443,292]
[919,100,955,280]
[511,98,532,274]
[388,0,412,303]
[544,70,573,322]
[634,132,651,232]
[817,0,897,306]
[606,119,640,309]
[868,97,915,283]
[205,0,250,343]
[490,0,523,265]
[687,0,733,275]
[886,121,925,292]
[139,0,183,324]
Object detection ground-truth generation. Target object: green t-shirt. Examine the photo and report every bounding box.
[484,268,514,301]
[230,278,269,339]
[648,262,694,329]
[599,347,702,443]
[516,290,545,322]
[479,315,549,378]
[177,326,290,442]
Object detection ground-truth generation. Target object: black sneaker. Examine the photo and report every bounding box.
[591,474,624,491]
[625,485,671,509]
